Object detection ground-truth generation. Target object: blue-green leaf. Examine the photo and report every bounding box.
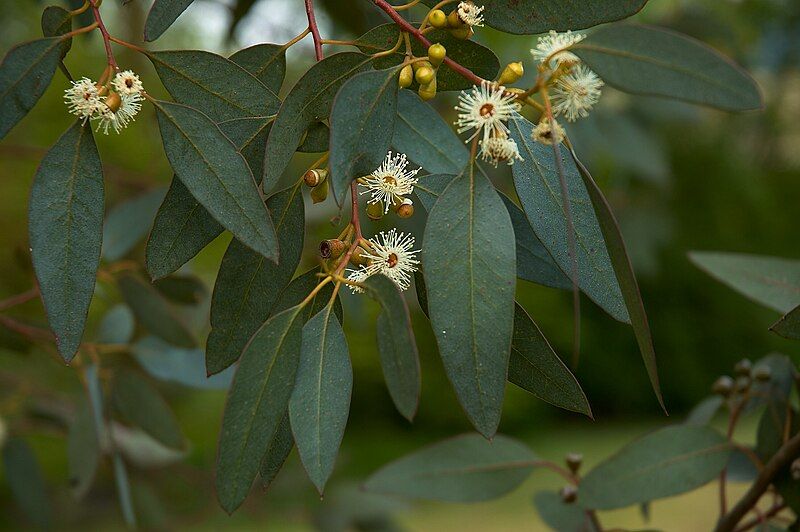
[103,187,167,262]
[144,0,194,41]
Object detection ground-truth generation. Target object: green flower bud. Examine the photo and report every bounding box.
[418,78,437,101]
[428,9,447,29]
[560,485,578,504]
[753,366,771,382]
[428,43,446,67]
[565,453,583,474]
[497,61,524,85]
[310,178,328,204]
[734,359,752,376]
[712,375,735,396]
[449,25,473,40]
[366,201,384,220]
[399,64,414,88]
[415,66,435,86]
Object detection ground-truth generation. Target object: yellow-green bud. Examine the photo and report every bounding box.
[303,168,327,187]
[415,66,435,85]
[412,60,432,71]
[428,43,446,67]
[497,62,524,85]
[447,10,463,28]
[350,246,370,266]
[450,25,474,40]
[310,179,328,204]
[428,9,447,29]
[366,201,384,221]
[399,64,414,88]
[565,453,583,474]
[418,78,437,101]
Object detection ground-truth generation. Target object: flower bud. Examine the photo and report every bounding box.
[712,375,734,396]
[428,9,448,29]
[350,246,371,266]
[310,179,328,204]
[395,198,414,218]
[753,366,771,382]
[418,78,437,101]
[497,62,524,85]
[319,239,346,260]
[428,43,446,67]
[447,10,463,28]
[304,168,328,187]
[565,452,583,474]
[105,91,121,113]
[415,66,435,86]
[559,485,578,504]
[449,25,474,40]
[735,375,751,393]
[366,201,384,221]
[734,359,752,376]
[791,458,800,480]
[399,64,414,88]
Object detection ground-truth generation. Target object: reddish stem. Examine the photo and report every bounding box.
[89,0,118,70]
[304,0,324,61]
[0,288,39,312]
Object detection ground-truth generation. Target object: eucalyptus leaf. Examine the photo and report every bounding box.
[230,43,287,94]
[41,6,72,59]
[329,67,401,204]
[29,121,103,362]
[216,305,304,514]
[423,164,515,438]
[771,305,800,340]
[0,38,62,140]
[580,425,732,509]
[111,452,137,528]
[145,0,195,41]
[103,187,167,262]
[153,275,206,305]
[290,306,352,494]
[363,433,537,502]
[2,439,52,528]
[96,304,135,345]
[574,24,762,111]
[67,402,100,500]
[684,396,724,426]
[272,268,344,324]
[533,491,597,532]
[260,414,293,490]
[152,99,278,260]
[132,336,233,390]
[298,121,329,153]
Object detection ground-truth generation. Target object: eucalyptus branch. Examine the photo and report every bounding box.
[89,0,118,69]
[304,0,324,61]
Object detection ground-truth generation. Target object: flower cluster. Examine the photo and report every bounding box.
[64,70,144,134]
[359,152,421,214]
[347,229,420,292]
[457,2,485,28]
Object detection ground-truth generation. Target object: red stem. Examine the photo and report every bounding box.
[304,0,324,61]
[89,0,118,69]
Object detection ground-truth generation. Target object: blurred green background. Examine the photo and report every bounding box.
[1,0,799,529]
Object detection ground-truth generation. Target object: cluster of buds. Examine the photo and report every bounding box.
[428,2,485,40]
[398,43,447,101]
[303,167,329,204]
[64,69,145,134]
[711,358,771,398]
[358,151,420,220]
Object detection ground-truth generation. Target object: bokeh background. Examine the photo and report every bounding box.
[1,0,799,529]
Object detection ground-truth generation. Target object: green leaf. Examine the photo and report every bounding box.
[298,121,329,153]
[272,268,344,324]
[206,186,304,375]
[533,491,597,532]
[219,116,273,185]
[574,24,762,111]
[355,24,499,91]
[29,122,104,362]
[153,274,206,305]
[103,187,167,262]
[229,43,286,94]
[771,305,800,340]
[144,0,194,41]
[363,433,536,502]
[216,305,304,514]
[329,67,401,204]
[362,275,421,421]
[570,151,664,411]
[41,6,72,59]
[509,116,628,323]
[580,425,732,509]
[132,336,233,390]
[263,52,372,193]
[684,396,724,426]
[0,38,62,140]
[393,90,468,175]
[689,251,800,313]
[111,453,137,528]
[509,304,591,416]
[289,306,352,494]
[112,369,185,450]
[148,50,280,122]
[96,304,135,344]
[117,272,196,348]
[67,402,100,500]
[422,164,516,438]
[259,414,293,490]
[2,439,52,528]
[153,99,278,260]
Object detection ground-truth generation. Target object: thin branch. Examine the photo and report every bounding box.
[304,0,324,61]
[89,0,118,69]
[0,288,39,312]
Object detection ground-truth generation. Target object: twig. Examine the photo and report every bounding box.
[89,0,118,69]
[304,0,324,61]
[0,288,39,312]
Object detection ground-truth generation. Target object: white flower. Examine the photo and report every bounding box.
[64,77,103,122]
[457,2,485,27]
[94,92,143,135]
[112,70,144,96]
[531,117,565,146]
[362,229,420,291]
[345,266,370,294]
[531,30,586,68]
[455,80,521,144]
[550,64,604,122]
[480,135,523,167]
[359,151,421,213]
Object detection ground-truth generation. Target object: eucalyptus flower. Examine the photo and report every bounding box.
[480,135,523,167]
[457,1,485,27]
[362,229,420,291]
[360,151,421,214]
[455,80,521,144]
[531,30,586,68]
[64,77,103,122]
[551,64,604,121]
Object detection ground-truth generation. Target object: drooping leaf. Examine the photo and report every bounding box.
[423,164,516,438]
[96,304,135,345]
[219,116,273,184]
[509,304,591,416]
[329,67,401,204]
[509,116,628,323]
[206,186,304,375]
[298,121,329,153]
[363,434,537,502]
[117,272,196,348]
[67,401,100,500]
[229,43,287,94]
[216,305,304,514]
[579,425,732,509]
[684,396,724,426]
[132,336,233,390]
[272,268,344,324]
[29,121,104,362]
[41,6,72,59]
[362,275,421,421]
[148,50,280,123]
[111,453,137,528]
[290,306,352,494]
[259,414,293,490]
[355,24,499,91]
[392,90,468,174]
[152,99,278,260]
[689,251,800,313]
[571,151,664,411]
[755,396,800,511]
[262,52,372,193]
[112,369,185,450]
[574,24,762,111]
[103,187,167,262]
[533,491,597,532]
[0,38,62,140]
[772,305,800,340]
[144,0,195,41]
[2,439,52,528]
[153,274,206,305]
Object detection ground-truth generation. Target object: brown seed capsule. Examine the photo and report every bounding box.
[105,91,122,113]
[559,485,578,504]
[415,66,435,86]
[304,168,328,187]
[734,359,752,376]
[399,64,414,88]
[428,9,448,29]
[447,9,463,28]
[753,366,771,382]
[319,239,346,260]
[418,78,437,101]
[366,201,384,221]
[497,61,524,85]
[449,25,474,40]
[396,199,414,218]
[711,375,735,396]
[310,179,328,204]
[565,453,583,474]
[428,43,446,67]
